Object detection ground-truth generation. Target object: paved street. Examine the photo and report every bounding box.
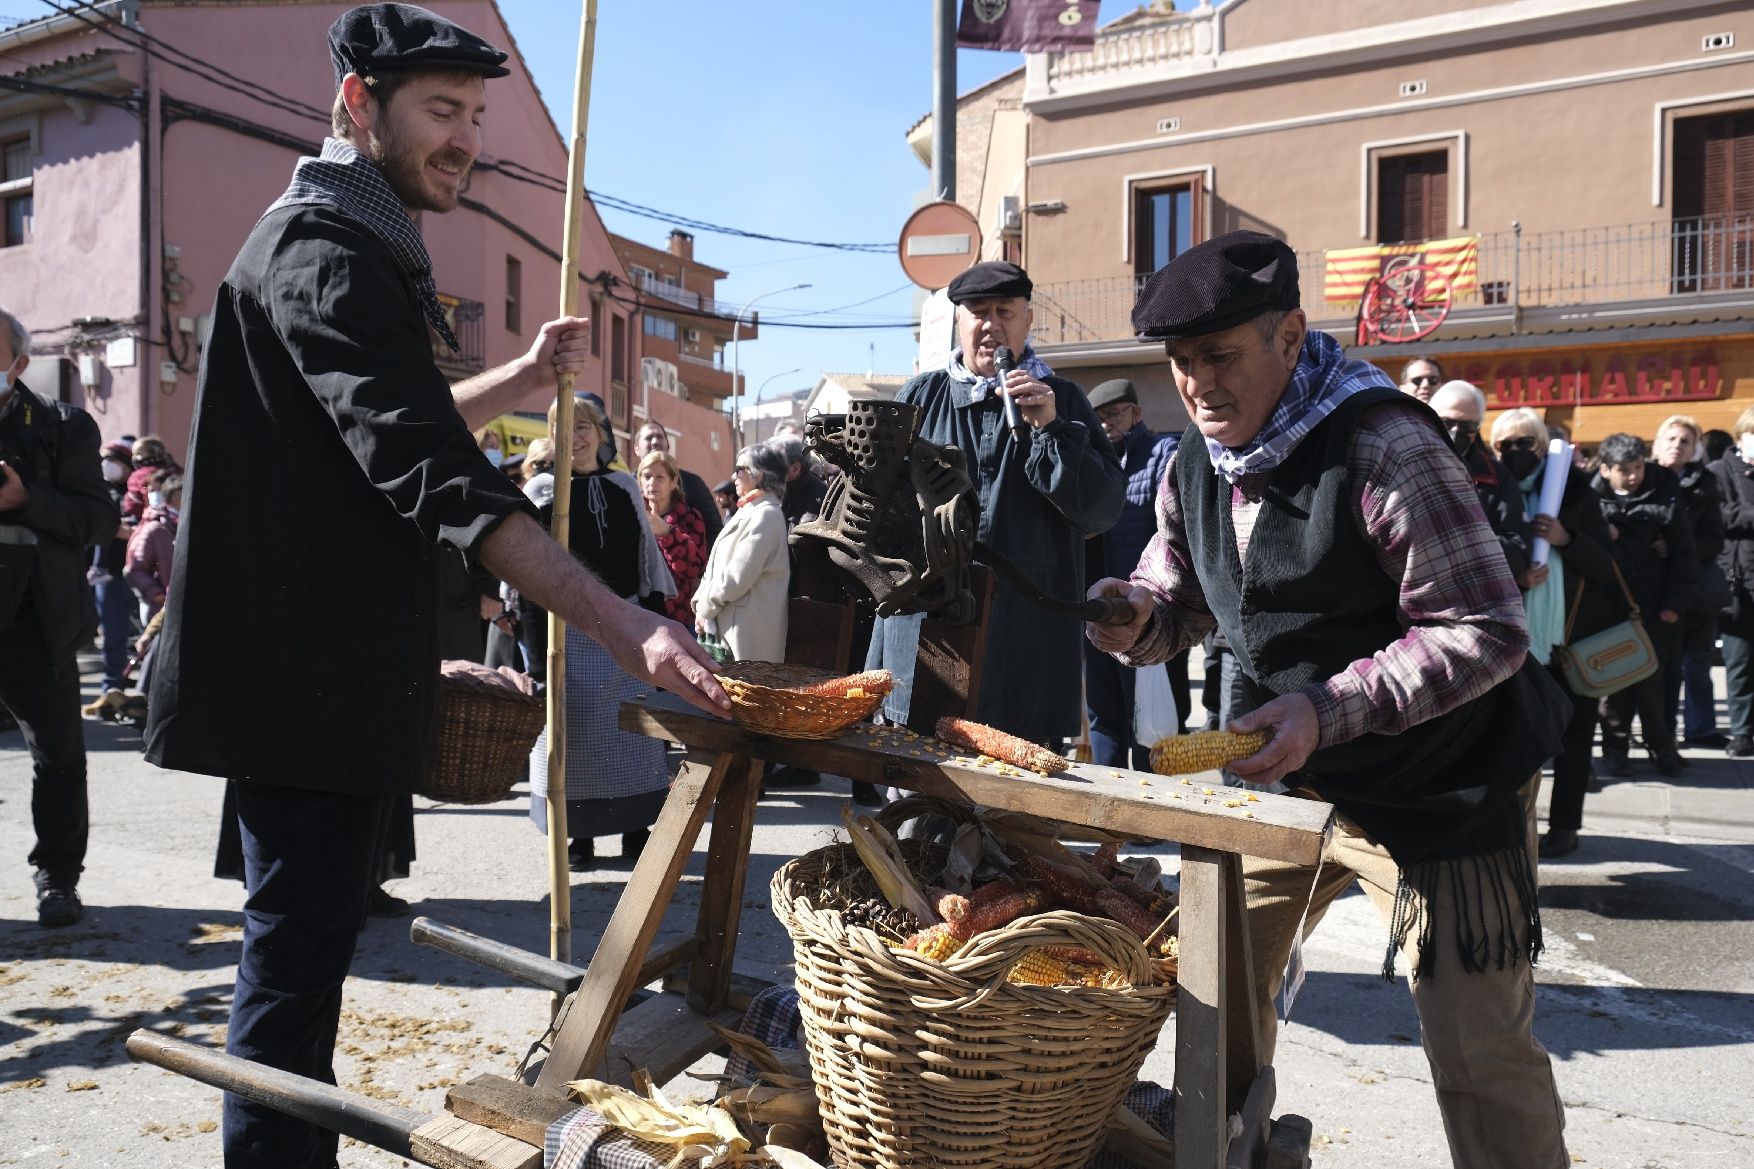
[2,659,1752,1168]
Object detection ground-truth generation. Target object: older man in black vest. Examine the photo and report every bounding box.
[1087,232,1571,1167]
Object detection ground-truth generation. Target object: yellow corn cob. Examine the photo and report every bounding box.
[1149,729,1270,777]
[1007,949,1074,986]
[903,924,962,961]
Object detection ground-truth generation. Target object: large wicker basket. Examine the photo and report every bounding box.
[419,671,545,805]
[717,661,891,741]
[771,845,1177,1169]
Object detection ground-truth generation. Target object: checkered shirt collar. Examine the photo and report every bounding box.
[266,137,457,350]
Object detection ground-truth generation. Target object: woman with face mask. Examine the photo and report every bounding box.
[1708,407,1754,761]
[1490,409,1620,859]
[84,442,136,699]
[474,426,506,470]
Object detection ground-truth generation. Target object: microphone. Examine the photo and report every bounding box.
[993,345,1027,440]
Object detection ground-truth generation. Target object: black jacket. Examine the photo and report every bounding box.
[146,205,537,794]
[1460,439,1533,581]
[1592,462,1696,619]
[1546,463,1621,643]
[1710,452,1754,637]
[0,382,118,658]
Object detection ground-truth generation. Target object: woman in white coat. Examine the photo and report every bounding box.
[694,443,790,662]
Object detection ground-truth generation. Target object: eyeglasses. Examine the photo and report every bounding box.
[1497,436,1541,453]
[1407,374,1442,387]
[1096,405,1136,423]
[733,464,751,474]
[1444,420,1480,438]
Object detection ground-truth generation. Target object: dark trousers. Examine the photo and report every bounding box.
[1165,647,1191,737]
[1545,665,1599,834]
[1724,632,1754,738]
[1662,613,1719,740]
[0,610,88,883]
[224,783,392,1169]
[94,576,134,691]
[1600,619,1683,757]
[1085,640,1146,769]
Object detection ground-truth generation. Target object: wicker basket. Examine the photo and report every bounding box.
[717,661,891,741]
[771,844,1177,1169]
[419,672,545,805]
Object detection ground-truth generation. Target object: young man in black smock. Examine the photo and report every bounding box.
[144,7,725,1165]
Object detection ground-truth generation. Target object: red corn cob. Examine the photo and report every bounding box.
[968,880,1022,907]
[931,887,971,926]
[1110,873,1160,909]
[935,717,1070,775]
[1091,841,1118,877]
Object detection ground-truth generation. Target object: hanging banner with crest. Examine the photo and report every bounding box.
[957,0,1101,52]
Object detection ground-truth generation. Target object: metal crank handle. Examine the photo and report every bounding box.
[1080,595,1139,626]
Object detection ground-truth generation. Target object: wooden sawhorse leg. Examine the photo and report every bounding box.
[1176,845,1277,1169]
[533,747,762,1094]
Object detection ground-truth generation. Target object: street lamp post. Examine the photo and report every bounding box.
[749,367,802,444]
[730,282,810,446]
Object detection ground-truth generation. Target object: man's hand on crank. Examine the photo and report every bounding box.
[1226,693,1320,787]
[1084,576,1154,653]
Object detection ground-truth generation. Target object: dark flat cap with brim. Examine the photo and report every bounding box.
[947,261,1033,305]
[330,3,509,84]
[1132,230,1300,341]
[1088,379,1138,410]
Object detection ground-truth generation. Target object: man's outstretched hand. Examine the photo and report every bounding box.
[596,602,730,717]
[1224,692,1320,787]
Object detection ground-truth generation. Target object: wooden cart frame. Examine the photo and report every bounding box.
[129,691,1330,1169]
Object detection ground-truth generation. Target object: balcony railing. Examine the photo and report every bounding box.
[1031,216,1754,347]
[1027,5,1216,101]
[637,275,736,320]
[430,294,486,372]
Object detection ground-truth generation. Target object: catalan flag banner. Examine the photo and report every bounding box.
[1323,236,1479,303]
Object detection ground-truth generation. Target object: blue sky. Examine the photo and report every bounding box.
[494,1,1026,408]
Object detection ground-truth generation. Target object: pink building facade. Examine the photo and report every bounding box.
[0,0,734,478]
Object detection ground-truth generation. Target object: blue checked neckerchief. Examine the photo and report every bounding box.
[265,137,458,351]
[1205,329,1396,483]
[947,342,1054,401]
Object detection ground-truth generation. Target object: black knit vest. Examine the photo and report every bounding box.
[1179,390,1570,976]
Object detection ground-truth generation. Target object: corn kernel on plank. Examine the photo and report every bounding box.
[1148,729,1270,776]
[935,717,1070,775]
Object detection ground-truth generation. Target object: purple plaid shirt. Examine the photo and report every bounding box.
[1120,401,1529,749]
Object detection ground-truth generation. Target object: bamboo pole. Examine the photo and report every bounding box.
[545,0,600,1012]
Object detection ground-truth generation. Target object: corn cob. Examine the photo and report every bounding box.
[1148,729,1270,777]
[931,887,971,927]
[935,717,1070,775]
[1109,873,1160,909]
[1007,949,1074,986]
[1017,855,1168,947]
[956,886,1046,938]
[1091,841,1119,877]
[797,669,893,699]
[902,924,962,960]
[968,880,1022,907]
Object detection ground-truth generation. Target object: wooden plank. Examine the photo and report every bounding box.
[410,1114,541,1169]
[906,564,994,734]
[786,598,855,672]
[1264,1114,1313,1169]
[620,692,1332,864]
[688,754,765,1013]
[1225,1068,1276,1169]
[599,990,746,1089]
[445,1074,579,1148]
[1221,851,1263,1108]
[1175,845,1228,1169]
[636,935,699,988]
[1105,1103,1176,1165]
[534,749,729,1093]
[662,967,777,1012]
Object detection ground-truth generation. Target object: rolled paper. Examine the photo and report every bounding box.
[1530,438,1571,566]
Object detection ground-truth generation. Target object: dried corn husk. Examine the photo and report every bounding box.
[563,1079,747,1165]
[760,1146,829,1169]
[841,806,938,925]
[706,1022,810,1084]
[718,1085,821,1127]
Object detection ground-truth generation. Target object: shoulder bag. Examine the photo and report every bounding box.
[1553,562,1659,699]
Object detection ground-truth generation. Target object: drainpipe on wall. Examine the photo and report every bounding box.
[1510,220,1522,337]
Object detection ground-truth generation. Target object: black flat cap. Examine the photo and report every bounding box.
[330,4,509,84]
[946,260,1033,305]
[1132,230,1300,341]
[1088,379,1138,410]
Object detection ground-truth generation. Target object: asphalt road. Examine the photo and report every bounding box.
[1,659,1751,1168]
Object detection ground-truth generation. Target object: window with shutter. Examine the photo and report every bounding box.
[1672,110,1754,292]
[1376,151,1448,244]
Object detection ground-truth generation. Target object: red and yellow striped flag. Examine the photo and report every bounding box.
[1324,236,1479,303]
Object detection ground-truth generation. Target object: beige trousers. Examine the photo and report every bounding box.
[1239,781,1568,1169]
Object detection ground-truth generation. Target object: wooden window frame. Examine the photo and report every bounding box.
[1359,132,1466,241]
[1120,166,1212,265]
[1,135,34,249]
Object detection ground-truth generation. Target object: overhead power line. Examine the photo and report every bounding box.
[40,0,899,257]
